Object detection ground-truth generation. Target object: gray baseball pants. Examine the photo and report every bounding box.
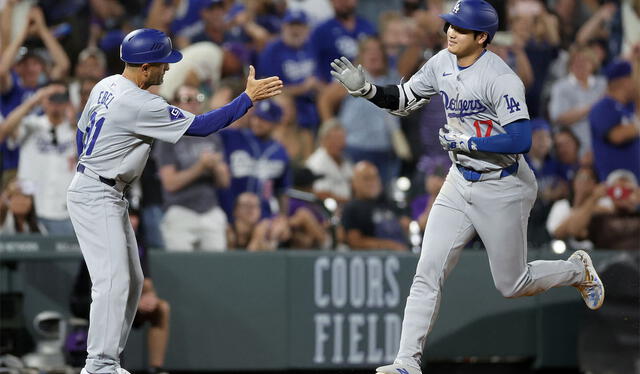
[395,158,585,369]
[67,172,143,373]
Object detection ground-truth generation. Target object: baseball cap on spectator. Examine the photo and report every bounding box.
[99,29,126,52]
[606,169,638,187]
[283,10,308,24]
[530,118,550,132]
[16,47,47,65]
[254,100,283,123]
[603,59,632,81]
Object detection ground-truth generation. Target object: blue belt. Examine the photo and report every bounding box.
[77,164,117,187]
[456,162,519,182]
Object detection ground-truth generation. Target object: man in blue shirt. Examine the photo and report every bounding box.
[589,59,639,181]
[219,100,292,219]
[258,10,323,131]
[309,0,376,82]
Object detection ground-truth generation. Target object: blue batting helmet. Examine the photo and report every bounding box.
[440,0,499,42]
[119,28,182,64]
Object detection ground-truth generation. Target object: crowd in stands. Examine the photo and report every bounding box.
[0,0,639,252]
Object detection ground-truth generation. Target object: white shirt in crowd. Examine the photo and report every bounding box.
[305,147,353,200]
[11,115,77,220]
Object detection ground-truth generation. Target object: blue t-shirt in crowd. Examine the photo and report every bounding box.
[218,128,292,219]
[309,17,376,82]
[0,71,39,171]
[525,154,573,194]
[258,38,319,130]
[589,96,639,181]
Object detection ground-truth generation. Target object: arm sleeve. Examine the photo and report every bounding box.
[468,118,532,154]
[490,73,530,125]
[136,96,196,143]
[185,93,253,137]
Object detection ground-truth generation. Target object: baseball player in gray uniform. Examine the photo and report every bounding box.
[68,28,282,374]
[329,1,605,373]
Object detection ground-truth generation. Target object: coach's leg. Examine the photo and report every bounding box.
[67,176,134,373]
[395,171,476,369]
[470,160,584,298]
[118,212,144,356]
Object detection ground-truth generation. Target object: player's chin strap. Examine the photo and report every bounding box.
[388,83,430,117]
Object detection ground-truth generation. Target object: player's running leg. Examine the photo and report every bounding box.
[469,159,595,302]
[380,171,477,374]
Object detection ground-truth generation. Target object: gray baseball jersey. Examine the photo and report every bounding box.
[68,74,194,374]
[405,49,529,172]
[390,49,586,372]
[77,74,195,183]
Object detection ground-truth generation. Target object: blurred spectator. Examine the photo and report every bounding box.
[342,161,409,251]
[305,119,353,204]
[576,2,619,49]
[285,0,333,27]
[154,85,230,251]
[218,99,292,219]
[509,0,561,117]
[70,206,171,374]
[318,37,401,187]
[271,94,314,166]
[159,41,225,100]
[589,59,640,181]
[287,167,330,249]
[525,119,568,245]
[226,191,288,251]
[146,0,206,42]
[525,119,569,202]
[188,0,230,45]
[411,156,449,232]
[309,0,376,82]
[0,83,75,235]
[546,167,611,251]
[488,31,534,89]
[621,0,640,55]
[73,77,100,120]
[258,9,323,132]
[588,169,640,249]
[140,150,166,250]
[0,5,70,188]
[0,178,43,234]
[378,11,412,71]
[549,44,606,155]
[553,128,582,180]
[69,47,107,109]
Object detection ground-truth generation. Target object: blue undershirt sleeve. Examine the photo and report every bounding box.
[185,92,253,136]
[469,118,531,154]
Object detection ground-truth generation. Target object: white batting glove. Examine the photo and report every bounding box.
[439,125,475,152]
[330,57,372,97]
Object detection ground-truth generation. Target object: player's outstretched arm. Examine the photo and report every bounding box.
[184,66,283,137]
[330,56,429,117]
[244,65,283,102]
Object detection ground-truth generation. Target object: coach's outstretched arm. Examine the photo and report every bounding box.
[330,56,429,116]
[185,65,283,136]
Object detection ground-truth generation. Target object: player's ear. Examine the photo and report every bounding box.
[477,32,488,46]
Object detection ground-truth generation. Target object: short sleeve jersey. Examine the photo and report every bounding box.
[76,75,194,183]
[406,49,530,172]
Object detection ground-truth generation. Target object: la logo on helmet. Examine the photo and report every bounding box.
[452,1,461,13]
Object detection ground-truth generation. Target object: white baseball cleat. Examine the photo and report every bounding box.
[569,250,605,310]
[376,363,422,374]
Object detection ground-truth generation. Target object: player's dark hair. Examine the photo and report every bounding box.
[125,62,143,68]
[473,31,490,48]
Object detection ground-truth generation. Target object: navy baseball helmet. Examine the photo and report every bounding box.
[440,0,499,42]
[120,28,182,64]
